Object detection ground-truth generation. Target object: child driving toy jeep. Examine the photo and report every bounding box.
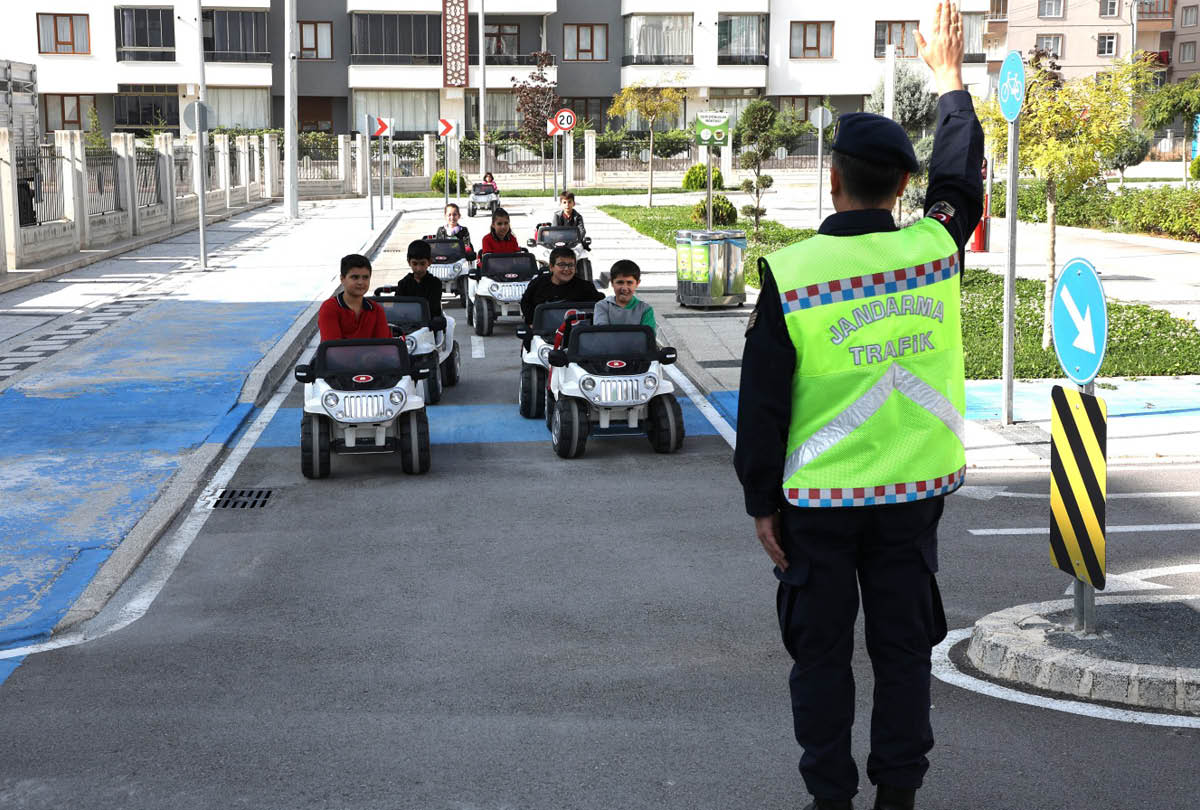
[593,260,656,330]
[394,240,444,318]
[318,254,392,341]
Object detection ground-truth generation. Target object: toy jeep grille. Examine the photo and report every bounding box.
[597,377,640,404]
[430,263,461,281]
[493,281,528,301]
[342,393,388,420]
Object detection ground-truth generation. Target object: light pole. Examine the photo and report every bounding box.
[283,0,299,219]
[478,0,487,178]
[193,1,208,270]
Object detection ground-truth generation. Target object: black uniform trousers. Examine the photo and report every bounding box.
[775,496,947,801]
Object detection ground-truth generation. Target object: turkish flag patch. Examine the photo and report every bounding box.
[926,200,956,224]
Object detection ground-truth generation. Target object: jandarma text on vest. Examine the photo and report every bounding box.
[828,293,944,345]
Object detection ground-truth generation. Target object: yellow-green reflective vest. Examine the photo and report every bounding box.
[765,217,966,508]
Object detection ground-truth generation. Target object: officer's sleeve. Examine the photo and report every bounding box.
[923,90,985,252]
[733,263,795,518]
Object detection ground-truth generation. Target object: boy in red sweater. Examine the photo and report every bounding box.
[480,207,520,256]
[317,254,392,341]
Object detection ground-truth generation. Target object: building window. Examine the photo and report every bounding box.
[962,12,985,61]
[1100,0,1120,16]
[564,24,607,61]
[1182,40,1198,62]
[352,89,440,136]
[1036,33,1063,57]
[202,10,268,62]
[1038,0,1064,17]
[1098,33,1117,56]
[37,14,90,54]
[299,21,332,59]
[775,96,825,119]
[558,97,612,130]
[466,91,524,133]
[44,94,96,131]
[113,84,179,130]
[484,23,519,56]
[350,13,442,65]
[875,21,919,57]
[1183,5,1199,26]
[718,14,768,65]
[114,8,176,61]
[790,22,834,59]
[623,14,693,66]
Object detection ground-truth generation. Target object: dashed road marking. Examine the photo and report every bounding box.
[471,336,486,359]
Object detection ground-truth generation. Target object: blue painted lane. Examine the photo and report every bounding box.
[0,299,312,659]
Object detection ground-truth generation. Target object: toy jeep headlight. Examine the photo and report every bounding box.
[644,374,658,390]
[389,389,405,406]
[322,392,339,409]
[404,335,417,353]
[581,376,596,392]
[482,280,499,295]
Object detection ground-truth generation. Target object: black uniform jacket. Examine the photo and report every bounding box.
[734,91,984,518]
[395,272,443,318]
[519,272,603,326]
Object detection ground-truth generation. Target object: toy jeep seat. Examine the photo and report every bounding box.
[472,182,491,195]
[424,237,467,264]
[532,301,597,337]
[313,339,410,391]
[566,324,657,375]
[535,225,582,249]
[479,251,539,282]
[372,296,433,336]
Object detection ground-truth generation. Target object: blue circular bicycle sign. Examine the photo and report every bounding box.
[998,51,1026,123]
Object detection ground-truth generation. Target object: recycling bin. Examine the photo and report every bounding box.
[675,229,747,308]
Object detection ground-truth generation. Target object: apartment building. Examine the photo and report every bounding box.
[989,0,1175,82]
[1168,0,1198,80]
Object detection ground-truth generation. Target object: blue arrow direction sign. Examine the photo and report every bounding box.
[998,51,1026,123]
[1052,257,1108,386]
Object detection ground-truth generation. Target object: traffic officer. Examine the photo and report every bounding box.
[733,4,983,810]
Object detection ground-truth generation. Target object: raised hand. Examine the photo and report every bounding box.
[915,1,966,94]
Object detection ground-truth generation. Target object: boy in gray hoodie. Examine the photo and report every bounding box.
[593,260,656,330]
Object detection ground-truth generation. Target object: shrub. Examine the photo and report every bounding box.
[991,178,1200,240]
[1104,129,1151,178]
[651,129,692,159]
[682,163,724,191]
[595,128,628,160]
[1191,155,1200,181]
[430,169,467,193]
[691,194,738,226]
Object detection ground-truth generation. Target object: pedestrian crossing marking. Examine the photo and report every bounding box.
[1049,385,1107,589]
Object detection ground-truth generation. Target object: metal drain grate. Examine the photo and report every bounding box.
[211,488,273,509]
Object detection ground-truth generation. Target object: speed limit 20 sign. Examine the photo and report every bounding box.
[546,108,576,136]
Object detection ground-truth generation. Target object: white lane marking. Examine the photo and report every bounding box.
[471,335,486,359]
[970,523,1200,536]
[0,363,297,661]
[1062,563,1200,595]
[664,364,736,449]
[960,486,1200,501]
[932,628,1200,728]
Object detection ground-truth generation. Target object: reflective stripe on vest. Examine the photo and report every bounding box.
[767,217,966,507]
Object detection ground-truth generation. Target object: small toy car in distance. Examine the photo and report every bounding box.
[545,324,685,459]
[423,236,473,309]
[371,292,461,405]
[467,250,539,336]
[468,182,499,218]
[528,224,593,282]
[513,300,597,418]
[294,338,432,478]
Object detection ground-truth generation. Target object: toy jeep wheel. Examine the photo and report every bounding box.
[423,360,443,404]
[577,258,592,283]
[300,413,331,479]
[469,204,477,217]
[551,396,589,459]
[459,283,469,312]
[519,365,547,418]
[398,408,431,475]
[544,388,555,430]
[474,296,494,336]
[442,341,461,387]
[647,393,685,454]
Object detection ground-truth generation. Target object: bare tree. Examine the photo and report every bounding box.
[512,52,561,191]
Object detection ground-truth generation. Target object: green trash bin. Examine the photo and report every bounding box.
[676,229,747,308]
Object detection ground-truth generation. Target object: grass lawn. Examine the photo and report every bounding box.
[599,204,816,288]
[397,187,695,199]
[602,203,1200,379]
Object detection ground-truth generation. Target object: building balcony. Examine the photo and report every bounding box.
[205,61,273,87]
[351,54,443,65]
[468,53,556,66]
[345,0,555,11]
[621,54,694,67]
[1136,0,1175,31]
[204,50,271,63]
[717,54,768,66]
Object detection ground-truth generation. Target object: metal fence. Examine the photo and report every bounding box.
[173,144,193,197]
[1149,131,1190,162]
[596,141,697,172]
[492,143,547,175]
[229,143,241,186]
[298,143,339,180]
[15,144,65,227]
[206,142,220,191]
[135,147,161,207]
[85,147,121,215]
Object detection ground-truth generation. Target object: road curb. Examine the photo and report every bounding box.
[965,595,1200,716]
[53,209,404,635]
[653,315,723,400]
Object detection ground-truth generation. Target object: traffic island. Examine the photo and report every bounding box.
[965,595,1200,715]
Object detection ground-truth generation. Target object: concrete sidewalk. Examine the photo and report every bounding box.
[0,199,404,649]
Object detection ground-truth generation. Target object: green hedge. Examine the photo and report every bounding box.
[990,179,1200,241]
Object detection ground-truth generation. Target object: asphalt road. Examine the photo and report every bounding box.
[1,218,1198,809]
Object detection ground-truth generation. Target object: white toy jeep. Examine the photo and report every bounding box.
[544,324,685,459]
[466,250,539,336]
[468,182,499,218]
[422,236,473,309]
[294,339,432,478]
[371,291,461,405]
[528,223,593,282]
[513,300,597,419]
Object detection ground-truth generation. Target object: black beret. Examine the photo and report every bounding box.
[831,112,919,173]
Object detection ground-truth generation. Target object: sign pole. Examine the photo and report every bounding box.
[443,135,449,210]
[389,127,394,209]
[706,146,713,230]
[553,132,559,201]
[455,135,462,209]
[816,120,825,223]
[1002,118,1018,425]
[379,130,384,211]
[365,113,374,231]
[1075,374,1098,634]
[193,0,209,270]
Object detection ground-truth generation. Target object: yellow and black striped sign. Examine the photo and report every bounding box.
[1049,385,1108,589]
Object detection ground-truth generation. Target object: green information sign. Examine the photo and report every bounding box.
[676,242,691,281]
[691,243,711,282]
[694,111,731,147]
